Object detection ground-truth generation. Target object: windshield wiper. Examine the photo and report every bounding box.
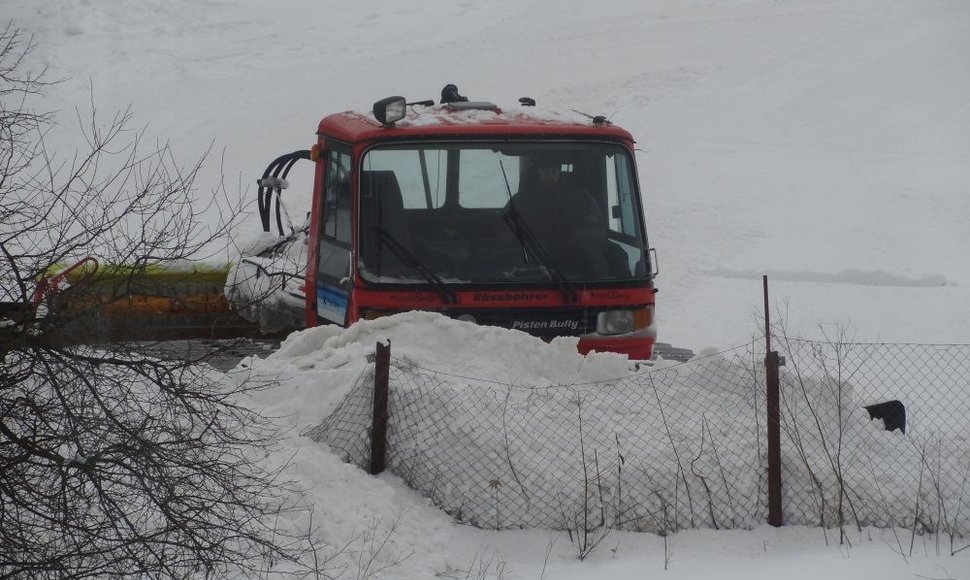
[372,226,456,305]
[501,209,578,303]
[499,161,577,303]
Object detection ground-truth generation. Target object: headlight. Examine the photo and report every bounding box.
[597,310,635,335]
[372,96,407,126]
[596,306,654,336]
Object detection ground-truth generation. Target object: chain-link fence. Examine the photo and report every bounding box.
[774,338,970,541]
[308,339,970,539]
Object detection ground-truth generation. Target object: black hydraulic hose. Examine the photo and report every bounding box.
[273,194,283,235]
[270,159,288,236]
[258,155,287,232]
[257,150,311,234]
[281,154,303,178]
[275,155,305,235]
[258,158,284,232]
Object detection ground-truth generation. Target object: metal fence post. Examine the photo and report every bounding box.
[766,351,783,526]
[370,340,390,475]
[764,276,783,526]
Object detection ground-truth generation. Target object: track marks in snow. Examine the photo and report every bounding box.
[706,268,950,288]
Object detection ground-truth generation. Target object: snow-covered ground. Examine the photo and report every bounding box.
[8,0,970,351]
[232,313,970,579]
[6,0,970,577]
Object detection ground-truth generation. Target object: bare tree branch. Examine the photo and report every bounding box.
[1,24,322,579]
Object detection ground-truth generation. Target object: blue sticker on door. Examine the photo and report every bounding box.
[316,284,348,324]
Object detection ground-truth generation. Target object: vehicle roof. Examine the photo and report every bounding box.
[317,103,636,144]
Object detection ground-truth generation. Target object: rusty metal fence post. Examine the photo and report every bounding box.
[370,340,390,475]
[764,276,783,526]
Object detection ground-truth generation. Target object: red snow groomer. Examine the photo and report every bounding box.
[234,85,659,359]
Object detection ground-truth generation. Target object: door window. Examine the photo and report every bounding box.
[317,147,352,324]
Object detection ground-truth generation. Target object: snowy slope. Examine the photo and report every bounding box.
[6,0,969,350]
[5,1,970,577]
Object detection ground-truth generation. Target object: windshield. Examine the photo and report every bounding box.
[358,142,649,285]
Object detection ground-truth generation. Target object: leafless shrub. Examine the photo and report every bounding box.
[648,489,674,570]
[437,550,507,580]
[773,321,865,544]
[648,374,695,528]
[558,397,613,560]
[0,25,322,578]
[349,516,412,580]
[905,435,970,557]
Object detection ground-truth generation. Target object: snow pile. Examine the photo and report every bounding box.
[226,312,645,577]
[238,313,970,538]
[395,102,598,128]
[225,230,308,333]
[241,310,638,418]
[309,350,765,532]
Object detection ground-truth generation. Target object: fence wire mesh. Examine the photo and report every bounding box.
[311,345,768,533]
[774,338,970,540]
[309,339,970,539]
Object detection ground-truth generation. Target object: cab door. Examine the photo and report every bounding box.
[314,144,353,325]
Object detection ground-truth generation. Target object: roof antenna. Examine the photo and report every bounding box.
[519,97,536,107]
[440,84,468,104]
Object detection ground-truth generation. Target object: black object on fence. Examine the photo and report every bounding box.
[370,340,391,475]
[864,400,907,434]
[764,275,783,527]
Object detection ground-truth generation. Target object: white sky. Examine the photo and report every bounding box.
[5,0,970,577]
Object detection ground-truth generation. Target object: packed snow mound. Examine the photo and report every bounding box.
[274,310,638,387]
[224,230,308,334]
[234,311,641,435]
[392,102,598,128]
